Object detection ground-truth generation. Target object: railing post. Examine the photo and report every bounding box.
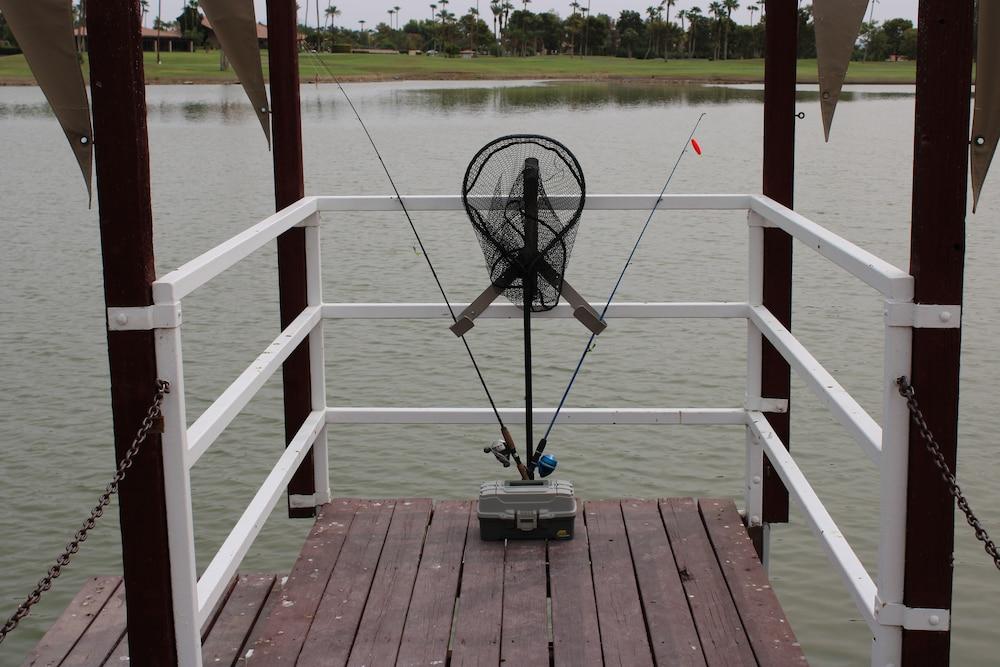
[154,320,203,666]
[267,0,316,518]
[899,1,974,664]
[745,212,766,561]
[304,214,331,504]
[760,0,798,530]
[873,314,912,666]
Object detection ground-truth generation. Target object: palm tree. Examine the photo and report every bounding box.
[490,2,502,41]
[580,2,590,56]
[747,3,757,26]
[359,18,367,46]
[664,0,676,59]
[388,7,395,31]
[686,5,702,56]
[394,5,401,29]
[708,1,724,60]
[326,4,340,31]
[722,0,738,59]
[522,0,531,12]
[430,3,437,21]
[469,6,479,50]
[141,0,149,27]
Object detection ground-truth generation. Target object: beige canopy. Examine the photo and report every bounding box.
[0,0,93,198]
[813,0,870,141]
[972,0,999,212]
[200,0,271,145]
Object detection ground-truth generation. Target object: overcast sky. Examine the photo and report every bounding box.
[149,1,918,32]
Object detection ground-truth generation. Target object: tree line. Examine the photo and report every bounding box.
[301,3,920,61]
[0,3,921,63]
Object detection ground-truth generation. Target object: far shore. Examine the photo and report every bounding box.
[0,53,921,87]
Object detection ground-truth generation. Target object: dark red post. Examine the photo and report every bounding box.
[266,0,316,518]
[902,1,974,663]
[759,0,797,539]
[87,1,177,662]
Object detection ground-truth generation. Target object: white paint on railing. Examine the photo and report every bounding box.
[186,306,322,466]
[153,197,318,303]
[325,407,746,425]
[321,301,749,320]
[748,305,883,464]
[749,195,913,300]
[313,193,754,212]
[196,409,325,627]
[747,411,878,633]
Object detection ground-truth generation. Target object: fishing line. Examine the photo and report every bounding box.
[308,54,510,436]
[531,113,707,472]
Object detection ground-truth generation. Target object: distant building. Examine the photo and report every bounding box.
[73,26,190,53]
[460,49,475,59]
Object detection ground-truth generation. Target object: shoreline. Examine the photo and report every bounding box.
[0,72,917,86]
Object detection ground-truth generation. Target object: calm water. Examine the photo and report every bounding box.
[1,80,998,665]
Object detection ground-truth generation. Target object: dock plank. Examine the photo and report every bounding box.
[586,499,654,667]
[549,513,602,667]
[201,573,276,665]
[236,574,286,665]
[622,499,706,666]
[501,540,549,667]
[451,505,505,667]
[21,576,122,667]
[297,499,396,666]
[396,500,472,667]
[59,582,127,667]
[699,499,806,666]
[660,498,756,667]
[250,498,359,663]
[347,499,433,667]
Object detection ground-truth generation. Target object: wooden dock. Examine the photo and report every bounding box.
[25,498,805,666]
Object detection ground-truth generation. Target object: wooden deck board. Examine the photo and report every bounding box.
[660,497,757,667]
[201,573,276,665]
[28,497,806,667]
[549,513,603,667]
[250,498,359,663]
[347,499,433,667]
[450,506,505,667]
[21,576,122,667]
[396,500,472,667]
[58,582,126,667]
[500,540,549,667]
[622,499,706,666]
[297,499,396,666]
[586,499,655,667]
[699,499,807,665]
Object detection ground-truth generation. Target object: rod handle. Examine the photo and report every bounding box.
[501,426,531,480]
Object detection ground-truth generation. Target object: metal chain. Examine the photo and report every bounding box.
[0,380,170,645]
[896,376,1000,571]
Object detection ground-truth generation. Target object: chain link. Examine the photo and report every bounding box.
[896,376,1000,571]
[0,380,170,645]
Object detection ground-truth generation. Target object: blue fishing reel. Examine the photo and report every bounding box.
[536,453,558,478]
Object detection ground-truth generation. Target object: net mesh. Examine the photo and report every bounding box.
[462,135,586,311]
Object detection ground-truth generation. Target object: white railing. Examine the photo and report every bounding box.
[148,194,915,667]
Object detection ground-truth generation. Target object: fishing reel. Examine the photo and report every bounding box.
[484,441,511,468]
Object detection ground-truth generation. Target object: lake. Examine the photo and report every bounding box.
[1,79,998,664]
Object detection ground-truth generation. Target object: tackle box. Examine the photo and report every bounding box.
[478,479,576,541]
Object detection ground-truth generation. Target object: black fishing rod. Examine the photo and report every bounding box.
[530,113,707,476]
[309,54,530,479]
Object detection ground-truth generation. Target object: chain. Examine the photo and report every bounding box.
[896,376,1000,571]
[0,380,170,645]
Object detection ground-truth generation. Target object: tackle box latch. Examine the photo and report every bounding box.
[515,510,538,531]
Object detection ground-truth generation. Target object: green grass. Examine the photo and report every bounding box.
[0,51,918,85]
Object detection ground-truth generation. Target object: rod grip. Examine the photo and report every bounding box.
[501,426,531,480]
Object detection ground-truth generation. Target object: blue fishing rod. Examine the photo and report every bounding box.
[530,113,707,477]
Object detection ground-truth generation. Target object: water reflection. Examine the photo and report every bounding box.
[0,81,914,121]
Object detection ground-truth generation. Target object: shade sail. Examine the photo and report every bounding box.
[813,0,870,141]
[0,0,93,197]
[972,0,999,212]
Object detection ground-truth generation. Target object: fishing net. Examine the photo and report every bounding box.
[462,135,586,311]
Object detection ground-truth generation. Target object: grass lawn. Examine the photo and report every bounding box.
[0,51,918,85]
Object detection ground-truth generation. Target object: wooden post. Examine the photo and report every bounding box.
[86,1,177,662]
[266,0,316,518]
[902,1,974,663]
[757,0,797,547]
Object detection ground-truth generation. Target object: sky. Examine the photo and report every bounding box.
[149,0,919,33]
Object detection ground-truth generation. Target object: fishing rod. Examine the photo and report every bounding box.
[308,53,530,479]
[529,113,707,476]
